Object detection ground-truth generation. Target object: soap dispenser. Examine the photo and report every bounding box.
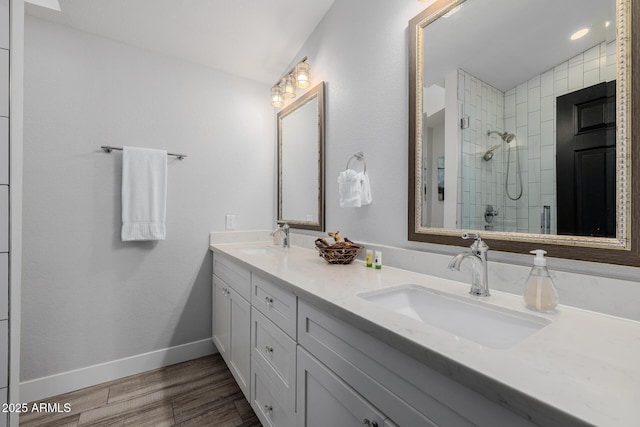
[523,250,559,312]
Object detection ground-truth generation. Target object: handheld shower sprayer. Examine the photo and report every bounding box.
[484,130,522,200]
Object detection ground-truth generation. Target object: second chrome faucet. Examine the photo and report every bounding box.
[448,233,490,297]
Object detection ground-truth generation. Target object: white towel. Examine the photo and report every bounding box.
[360,172,372,206]
[338,170,373,208]
[338,169,361,207]
[121,146,167,241]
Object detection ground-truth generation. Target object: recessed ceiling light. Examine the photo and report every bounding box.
[570,28,590,40]
[605,21,611,28]
[443,5,462,18]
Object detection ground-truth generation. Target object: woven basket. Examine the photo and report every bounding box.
[315,243,362,265]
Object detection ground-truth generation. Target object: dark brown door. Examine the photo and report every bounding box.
[556,81,615,237]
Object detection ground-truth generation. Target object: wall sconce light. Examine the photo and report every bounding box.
[271,85,284,107]
[295,62,310,88]
[282,75,296,99]
[271,57,311,107]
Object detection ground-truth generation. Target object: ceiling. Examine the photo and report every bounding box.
[423,0,616,91]
[25,0,336,85]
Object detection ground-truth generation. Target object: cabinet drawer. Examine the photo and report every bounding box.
[252,274,296,339]
[298,300,533,427]
[297,346,387,427]
[251,307,296,409]
[251,356,295,427]
[213,253,251,301]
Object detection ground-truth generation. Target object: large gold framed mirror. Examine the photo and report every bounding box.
[409,0,639,265]
[278,82,325,231]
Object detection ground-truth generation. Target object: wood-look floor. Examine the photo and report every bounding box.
[20,354,261,427]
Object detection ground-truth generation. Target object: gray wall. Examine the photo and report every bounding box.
[284,0,428,246]
[21,17,275,381]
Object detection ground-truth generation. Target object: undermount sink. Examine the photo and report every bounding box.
[359,284,550,349]
[240,247,273,255]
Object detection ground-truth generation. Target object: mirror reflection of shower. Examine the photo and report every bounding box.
[485,130,523,201]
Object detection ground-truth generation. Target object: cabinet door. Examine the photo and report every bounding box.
[212,276,230,361]
[297,346,386,427]
[228,287,251,401]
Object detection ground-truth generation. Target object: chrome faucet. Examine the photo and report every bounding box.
[270,221,290,248]
[448,233,490,297]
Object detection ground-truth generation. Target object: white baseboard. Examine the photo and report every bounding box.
[20,338,217,403]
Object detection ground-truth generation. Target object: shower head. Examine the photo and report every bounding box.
[487,130,516,144]
[483,149,496,161]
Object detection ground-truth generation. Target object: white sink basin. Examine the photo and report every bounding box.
[359,284,550,349]
[240,247,273,255]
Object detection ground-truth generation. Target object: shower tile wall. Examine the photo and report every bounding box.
[459,69,507,231]
[458,41,616,233]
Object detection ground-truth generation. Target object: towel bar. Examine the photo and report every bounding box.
[101,145,187,160]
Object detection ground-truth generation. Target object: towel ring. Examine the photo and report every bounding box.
[346,152,366,173]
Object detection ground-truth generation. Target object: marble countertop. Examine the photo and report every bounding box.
[210,241,640,427]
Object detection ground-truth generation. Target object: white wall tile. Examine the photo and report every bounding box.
[584,68,600,87]
[540,95,553,122]
[555,78,568,96]
[0,254,7,320]
[0,50,6,118]
[541,70,554,97]
[0,186,5,253]
[528,111,541,136]
[0,321,6,388]
[516,82,528,104]
[0,118,6,185]
[541,145,555,170]
[554,61,568,80]
[0,0,7,50]
[541,170,554,195]
[541,120,554,146]
[568,64,585,91]
[528,86,540,111]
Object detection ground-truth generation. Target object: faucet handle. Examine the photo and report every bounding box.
[461,232,488,251]
[461,232,480,241]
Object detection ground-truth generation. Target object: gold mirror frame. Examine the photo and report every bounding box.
[277,82,326,231]
[408,0,640,266]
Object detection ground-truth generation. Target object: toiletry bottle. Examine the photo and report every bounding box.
[524,250,558,312]
[365,250,373,267]
[374,251,382,270]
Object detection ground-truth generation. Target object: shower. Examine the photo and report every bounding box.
[484,130,522,201]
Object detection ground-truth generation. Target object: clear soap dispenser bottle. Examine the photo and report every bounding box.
[524,250,559,312]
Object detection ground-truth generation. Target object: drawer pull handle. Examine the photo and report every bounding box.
[264,296,274,307]
[363,420,378,427]
[222,287,229,296]
[264,404,273,414]
[265,345,274,354]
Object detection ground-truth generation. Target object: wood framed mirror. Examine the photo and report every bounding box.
[278,82,325,231]
[409,0,640,266]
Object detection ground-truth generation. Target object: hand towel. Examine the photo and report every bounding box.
[121,146,167,241]
[338,169,362,208]
[359,172,373,206]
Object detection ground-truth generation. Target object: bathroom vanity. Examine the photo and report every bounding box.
[210,241,640,426]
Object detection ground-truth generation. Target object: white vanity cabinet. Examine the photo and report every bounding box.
[297,346,391,427]
[211,247,536,427]
[211,254,251,400]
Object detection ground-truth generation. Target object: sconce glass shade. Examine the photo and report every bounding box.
[283,75,296,99]
[271,85,284,107]
[295,62,310,89]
